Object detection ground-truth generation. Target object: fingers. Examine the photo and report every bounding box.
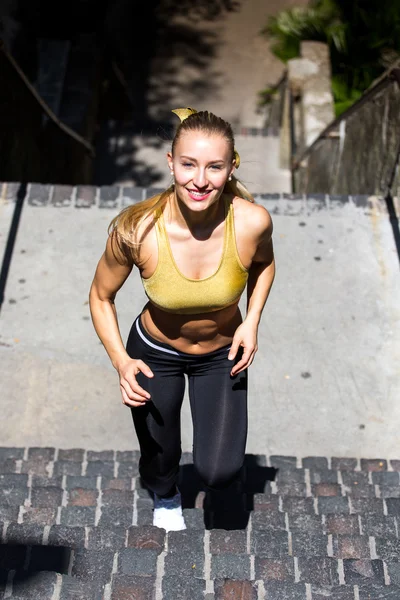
[228,338,240,361]
[230,346,257,376]
[120,384,148,408]
[137,360,154,379]
[120,377,150,403]
[119,359,154,407]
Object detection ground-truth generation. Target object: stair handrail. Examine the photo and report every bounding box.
[291,60,400,173]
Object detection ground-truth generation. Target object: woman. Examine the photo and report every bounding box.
[89,109,275,531]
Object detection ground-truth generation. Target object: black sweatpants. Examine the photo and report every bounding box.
[126,315,248,497]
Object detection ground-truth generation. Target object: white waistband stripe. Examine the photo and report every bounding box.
[135,319,180,356]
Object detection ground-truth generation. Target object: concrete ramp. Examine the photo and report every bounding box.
[0,185,399,459]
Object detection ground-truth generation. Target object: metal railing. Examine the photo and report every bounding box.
[289,61,400,196]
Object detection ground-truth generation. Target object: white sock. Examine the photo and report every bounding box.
[153,490,186,532]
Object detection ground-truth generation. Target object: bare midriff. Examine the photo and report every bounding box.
[140,301,243,354]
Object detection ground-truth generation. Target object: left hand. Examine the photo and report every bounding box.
[228,321,258,376]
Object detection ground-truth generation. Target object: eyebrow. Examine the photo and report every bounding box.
[180,155,226,164]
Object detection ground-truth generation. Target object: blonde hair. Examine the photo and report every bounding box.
[109,111,254,262]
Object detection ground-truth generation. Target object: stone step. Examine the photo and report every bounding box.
[1,475,399,512]
[2,523,400,598]
[1,487,400,525]
[0,450,398,494]
[6,570,400,600]
[2,518,400,596]
[2,519,400,556]
[1,503,400,536]
[1,449,400,597]
[2,519,400,557]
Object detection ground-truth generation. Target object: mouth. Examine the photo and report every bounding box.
[186,189,213,201]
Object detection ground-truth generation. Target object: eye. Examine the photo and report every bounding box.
[210,165,222,170]
[182,162,193,168]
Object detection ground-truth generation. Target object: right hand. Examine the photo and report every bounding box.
[118,359,154,408]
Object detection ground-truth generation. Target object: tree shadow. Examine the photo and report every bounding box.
[93,0,242,186]
[93,120,173,186]
[178,454,277,530]
[0,543,71,593]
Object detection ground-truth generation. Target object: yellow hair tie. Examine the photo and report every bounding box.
[171,107,198,121]
[171,107,240,169]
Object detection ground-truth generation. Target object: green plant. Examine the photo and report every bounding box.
[263,1,345,62]
[331,76,363,116]
[261,0,400,116]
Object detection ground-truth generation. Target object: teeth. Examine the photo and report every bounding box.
[189,191,209,197]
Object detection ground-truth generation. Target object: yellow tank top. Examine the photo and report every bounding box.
[141,197,249,314]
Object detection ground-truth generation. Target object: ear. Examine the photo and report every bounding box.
[167,152,173,172]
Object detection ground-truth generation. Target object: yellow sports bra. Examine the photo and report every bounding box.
[141,198,249,314]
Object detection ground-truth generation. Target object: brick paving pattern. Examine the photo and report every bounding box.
[0,449,399,598]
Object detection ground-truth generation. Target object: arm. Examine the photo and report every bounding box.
[89,233,153,406]
[228,209,275,375]
[245,228,275,326]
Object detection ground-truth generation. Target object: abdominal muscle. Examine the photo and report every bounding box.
[140,301,243,354]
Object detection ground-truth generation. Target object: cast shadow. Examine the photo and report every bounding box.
[385,192,400,268]
[0,183,27,316]
[0,543,71,593]
[93,0,242,185]
[178,454,277,530]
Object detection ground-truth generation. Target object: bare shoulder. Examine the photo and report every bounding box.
[232,196,273,239]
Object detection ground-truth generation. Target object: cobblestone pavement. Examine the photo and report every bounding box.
[1,447,400,599]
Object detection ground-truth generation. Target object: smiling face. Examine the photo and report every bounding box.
[167,131,235,212]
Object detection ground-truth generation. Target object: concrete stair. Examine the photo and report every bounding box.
[93,120,291,193]
[1,448,400,598]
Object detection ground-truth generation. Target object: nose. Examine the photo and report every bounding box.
[192,168,207,188]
